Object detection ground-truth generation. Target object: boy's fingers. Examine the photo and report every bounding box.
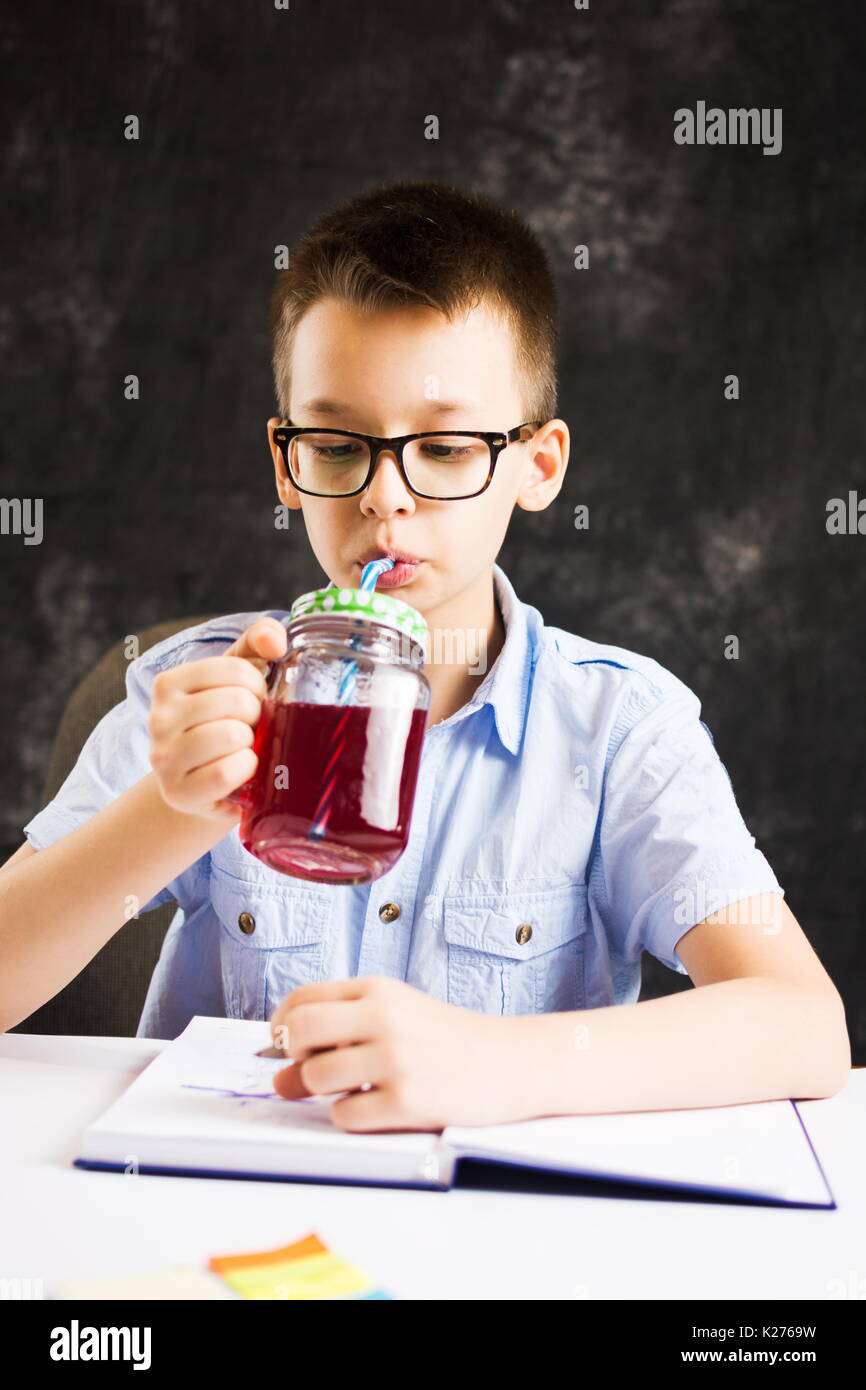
[160,619,289,695]
[164,656,270,697]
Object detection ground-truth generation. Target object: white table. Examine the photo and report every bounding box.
[2,1032,865,1300]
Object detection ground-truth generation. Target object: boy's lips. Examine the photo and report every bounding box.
[355,550,426,588]
[356,547,425,566]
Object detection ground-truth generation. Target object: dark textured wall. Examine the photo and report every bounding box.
[2,3,864,1054]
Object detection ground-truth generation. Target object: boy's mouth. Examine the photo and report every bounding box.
[355,548,425,588]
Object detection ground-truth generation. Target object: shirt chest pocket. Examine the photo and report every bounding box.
[442,883,590,1016]
[210,868,332,1020]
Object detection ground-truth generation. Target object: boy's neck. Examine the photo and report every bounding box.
[422,568,506,728]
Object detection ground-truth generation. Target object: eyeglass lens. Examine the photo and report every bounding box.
[287,433,491,498]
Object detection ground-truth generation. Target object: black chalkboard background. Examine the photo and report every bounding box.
[2,2,864,1057]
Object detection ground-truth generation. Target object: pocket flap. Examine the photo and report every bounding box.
[210,867,331,950]
[442,882,589,961]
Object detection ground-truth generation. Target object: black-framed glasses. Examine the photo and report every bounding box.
[273,419,543,500]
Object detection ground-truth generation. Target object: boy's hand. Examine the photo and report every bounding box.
[147,618,288,821]
[268,977,525,1131]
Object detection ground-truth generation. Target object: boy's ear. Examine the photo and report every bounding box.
[513,418,569,513]
[267,416,303,510]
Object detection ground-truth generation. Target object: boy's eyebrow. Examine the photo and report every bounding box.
[296,396,481,421]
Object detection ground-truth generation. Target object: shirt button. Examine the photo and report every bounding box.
[238,912,256,935]
[379,902,401,923]
[515,923,533,945]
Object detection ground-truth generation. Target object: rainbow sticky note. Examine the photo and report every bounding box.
[208,1233,392,1301]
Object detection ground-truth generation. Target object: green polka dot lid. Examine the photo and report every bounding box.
[289,583,428,645]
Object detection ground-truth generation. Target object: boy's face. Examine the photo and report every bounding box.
[268,295,567,616]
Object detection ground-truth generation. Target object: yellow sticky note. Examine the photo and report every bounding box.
[222,1252,373,1301]
[208,1233,378,1301]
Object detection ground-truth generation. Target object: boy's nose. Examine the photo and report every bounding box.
[362,449,415,510]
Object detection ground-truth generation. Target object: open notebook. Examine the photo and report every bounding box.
[74,1016,835,1207]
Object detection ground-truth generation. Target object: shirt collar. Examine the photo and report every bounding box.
[433,562,535,756]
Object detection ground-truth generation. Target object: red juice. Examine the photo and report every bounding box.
[236,698,428,884]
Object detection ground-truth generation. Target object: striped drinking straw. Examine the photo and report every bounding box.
[308,557,396,842]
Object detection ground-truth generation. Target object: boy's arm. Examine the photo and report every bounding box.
[0,617,285,1035]
[505,892,851,1119]
[0,772,233,1033]
[513,675,850,1118]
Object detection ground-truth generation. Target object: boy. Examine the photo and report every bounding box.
[0,181,849,1132]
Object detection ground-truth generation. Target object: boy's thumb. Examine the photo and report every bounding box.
[272,1061,312,1100]
[225,617,288,665]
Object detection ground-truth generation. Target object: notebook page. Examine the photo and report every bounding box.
[443,1099,831,1204]
[80,1016,440,1181]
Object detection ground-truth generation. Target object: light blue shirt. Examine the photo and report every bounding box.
[24,563,784,1040]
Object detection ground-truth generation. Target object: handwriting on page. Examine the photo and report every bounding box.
[176,1032,310,1103]
[170,1018,350,1118]
[180,1084,304,1103]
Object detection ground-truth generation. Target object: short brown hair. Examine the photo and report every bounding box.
[269,179,559,425]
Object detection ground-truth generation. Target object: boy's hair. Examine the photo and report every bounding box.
[269,180,559,426]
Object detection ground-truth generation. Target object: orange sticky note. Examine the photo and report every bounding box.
[208,1233,327,1275]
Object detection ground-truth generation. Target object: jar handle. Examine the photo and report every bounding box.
[221,620,288,809]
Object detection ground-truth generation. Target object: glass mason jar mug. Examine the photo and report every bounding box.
[225,585,431,885]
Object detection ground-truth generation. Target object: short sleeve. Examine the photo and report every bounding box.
[20,615,261,914]
[595,684,785,975]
